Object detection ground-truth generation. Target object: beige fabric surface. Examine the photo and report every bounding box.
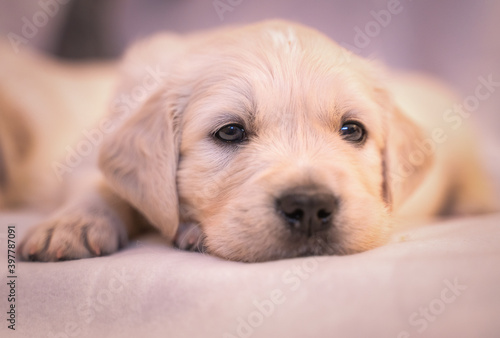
[1,211,499,338]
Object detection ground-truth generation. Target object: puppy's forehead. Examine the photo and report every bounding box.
[183,24,385,142]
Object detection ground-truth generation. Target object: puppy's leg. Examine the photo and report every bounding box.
[19,174,143,261]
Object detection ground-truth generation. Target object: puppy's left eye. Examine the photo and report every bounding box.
[215,124,247,143]
[340,122,366,143]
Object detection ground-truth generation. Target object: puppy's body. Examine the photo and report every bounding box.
[0,43,117,210]
[2,21,494,262]
[387,74,494,219]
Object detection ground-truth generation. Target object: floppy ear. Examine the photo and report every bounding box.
[98,88,182,240]
[98,33,193,240]
[383,105,434,211]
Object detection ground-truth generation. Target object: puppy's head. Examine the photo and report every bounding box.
[99,21,432,262]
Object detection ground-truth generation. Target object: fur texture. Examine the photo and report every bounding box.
[8,20,494,262]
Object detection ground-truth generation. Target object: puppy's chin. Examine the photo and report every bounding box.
[203,233,377,263]
[201,218,390,263]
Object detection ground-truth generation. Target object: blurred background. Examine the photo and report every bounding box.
[1,0,499,195]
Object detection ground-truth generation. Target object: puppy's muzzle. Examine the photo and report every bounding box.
[276,187,337,236]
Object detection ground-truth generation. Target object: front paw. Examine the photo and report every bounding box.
[19,209,127,262]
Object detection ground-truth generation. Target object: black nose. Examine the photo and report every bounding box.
[276,188,337,236]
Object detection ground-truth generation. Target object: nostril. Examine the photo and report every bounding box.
[285,209,304,221]
[317,209,332,221]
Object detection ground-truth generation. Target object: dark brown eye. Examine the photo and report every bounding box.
[215,124,246,143]
[340,122,366,143]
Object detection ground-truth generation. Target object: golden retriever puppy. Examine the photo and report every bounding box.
[10,20,494,262]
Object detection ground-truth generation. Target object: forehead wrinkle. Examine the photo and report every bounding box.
[203,29,323,119]
[251,43,358,125]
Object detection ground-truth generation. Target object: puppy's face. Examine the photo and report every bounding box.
[100,21,431,262]
[176,28,396,262]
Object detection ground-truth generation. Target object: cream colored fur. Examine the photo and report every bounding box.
[1,20,493,262]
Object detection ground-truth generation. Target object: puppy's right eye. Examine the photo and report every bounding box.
[215,124,247,143]
[340,121,366,143]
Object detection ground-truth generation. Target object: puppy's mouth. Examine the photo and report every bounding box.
[175,187,355,262]
[238,238,348,263]
[271,231,348,259]
[174,221,347,261]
